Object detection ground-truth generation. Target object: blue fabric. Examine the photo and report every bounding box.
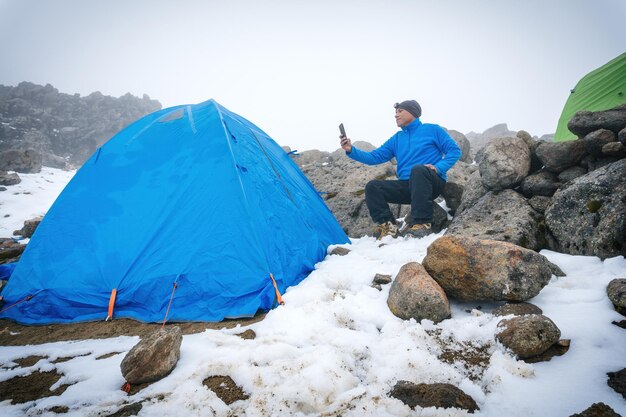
[0,100,349,324]
[0,262,17,280]
[347,119,462,181]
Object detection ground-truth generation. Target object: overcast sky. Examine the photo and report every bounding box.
[1,0,625,152]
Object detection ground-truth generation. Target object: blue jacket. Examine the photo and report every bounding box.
[347,119,462,181]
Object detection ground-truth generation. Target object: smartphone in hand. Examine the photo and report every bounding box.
[339,123,346,138]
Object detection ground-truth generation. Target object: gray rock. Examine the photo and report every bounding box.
[423,235,553,302]
[446,190,544,251]
[493,302,543,317]
[557,166,587,183]
[303,143,398,238]
[445,129,471,163]
[444,162,479,214]
[568,104,626,137]
[455,170,488,215]
[607,368,626,401]
[619,127,626,145]
[583,129,616,157]
[120,327,183,385]
[466,123,517,154]
[528,196,552,214]
[569,402,622,417]
[442,182,463,214]
[42,153,69,169]
[587,156,621,172]
[520,170,561,197]
[389,381,479,413]
[12,216,42,238]
[607,279,626,309]
[602,141,626,157]
[479,137,530,191]
[517,130,543,174]
[0,82,161,166]
[535,140,588,173]
[0,171,21,186]
[0,149,42,173]
[431,202,450,233]
[329,247,351,256]
[545,159,626,258]
[373,273,392,284]
[496,314,561,359]
[387,262,450,323]
[446,161,478,185]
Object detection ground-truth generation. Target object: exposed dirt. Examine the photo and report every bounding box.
[0,370,71,404]
[203,375,250,405]
[0,315,265,346]
[0,315,265,407]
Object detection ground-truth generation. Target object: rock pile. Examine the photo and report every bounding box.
[446,105,626,259]
[0,81,161,169]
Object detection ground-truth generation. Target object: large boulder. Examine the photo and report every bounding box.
[446,189,544,250]
[496,314,561,359]
[387,262,450,323]
[443,161,478,214]
[583,129,616,157]
[519,170,561,197]
[120,327,183,385]
[423,236,553,302]
[0,149,42,173]
[479,137,531,190]
[389,381,478,413]
[445,129,472,163]
[567,104,626,137]
[455,170,488,215]
[545,159,626,258]
[300,142,398,238]
[535,140,587,173]
[558,166,587,183]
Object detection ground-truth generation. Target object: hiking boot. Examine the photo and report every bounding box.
[373,221,399,240]
[403,223,432,238]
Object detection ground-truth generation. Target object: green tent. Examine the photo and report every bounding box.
[554,52,626,142]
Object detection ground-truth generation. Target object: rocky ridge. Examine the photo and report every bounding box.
[0,81,161,169]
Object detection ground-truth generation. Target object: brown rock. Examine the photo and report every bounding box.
[373,273,392,284]
[120,327,183,385]
[389,381,479,413]
[387,262,450,323]
[329,247,351,256]
[607,279,626,311]
[423,236,553,302]
[496,314,561,359]
[569,402,622,417]
[13,217,43,238]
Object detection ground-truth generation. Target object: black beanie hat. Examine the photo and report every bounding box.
[394,100,422,118]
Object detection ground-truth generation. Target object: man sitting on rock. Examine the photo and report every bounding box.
[340,100,461,239]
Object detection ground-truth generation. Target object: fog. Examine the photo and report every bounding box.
[1,0,624,151]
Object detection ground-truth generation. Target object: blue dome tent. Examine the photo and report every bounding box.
[1,99,349,324]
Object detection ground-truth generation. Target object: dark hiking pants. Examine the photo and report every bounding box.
[364,165,445,225]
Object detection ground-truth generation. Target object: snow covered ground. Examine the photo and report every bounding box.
[0,167,625,417]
